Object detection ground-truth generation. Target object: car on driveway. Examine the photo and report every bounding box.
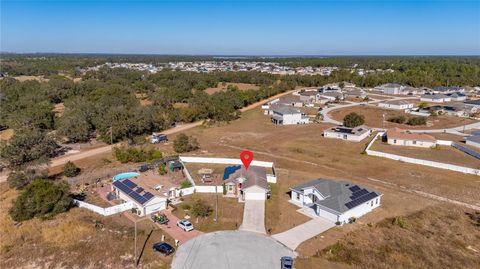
[153,242,175,256]
[281,256,293,269]
[177,219,194,232]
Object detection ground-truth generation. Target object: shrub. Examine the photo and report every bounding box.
[63,161,80,177]
[181,204,191,210]
[158,163,167,175]
[9,179,73,222]
[343,112,365,128]
[173,134,199,153]
[180,180,192,189]
[191,199,212,217]
[392,216,408,228]
[407,116,427,126]
[113,146,162,163]
[387,115,406,124]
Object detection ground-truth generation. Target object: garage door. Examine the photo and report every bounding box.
[245,192,266,200]
[318,208,338,222]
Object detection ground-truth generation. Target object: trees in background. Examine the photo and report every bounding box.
[343,112,365,128]
[0,127,58,167]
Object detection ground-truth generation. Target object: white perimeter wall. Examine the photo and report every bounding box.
[74,200,134,216]
[367,133,480,176]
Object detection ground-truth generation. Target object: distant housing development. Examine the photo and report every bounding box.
[323,126,372,142]
[271,106,309,125]
[385,128,437,148]
[290,179,382,224]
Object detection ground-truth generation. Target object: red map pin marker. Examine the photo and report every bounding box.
[240,150,254,170]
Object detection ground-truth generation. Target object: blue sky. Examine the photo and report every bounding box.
[1,0,479,55]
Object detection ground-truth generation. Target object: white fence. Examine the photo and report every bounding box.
[179,156,275,169]
[437,140,453,146]
[176,187,195,197]
[74,200,134,216]
[195,185,223,193]
[366,133,479,176]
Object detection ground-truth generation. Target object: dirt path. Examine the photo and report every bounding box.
[48,90,294,170]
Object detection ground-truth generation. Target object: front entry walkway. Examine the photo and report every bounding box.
[239,200,266,234]
[272,217,335,250]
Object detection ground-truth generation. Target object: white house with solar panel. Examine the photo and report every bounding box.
[289,179,382,224]
[112,176,167,217]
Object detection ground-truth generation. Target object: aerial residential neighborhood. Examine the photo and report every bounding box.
[1,1,480,269]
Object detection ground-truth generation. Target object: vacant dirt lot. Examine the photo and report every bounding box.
[297,205,480,269]
[371,140,480,169]
[329,105,477,129]
[205,82,260,95]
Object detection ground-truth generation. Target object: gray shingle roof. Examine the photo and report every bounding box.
[272,106,301,115]
[291,179,381,214]
[467,135,480,144]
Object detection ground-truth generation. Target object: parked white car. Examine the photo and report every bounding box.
[176,219,194,232]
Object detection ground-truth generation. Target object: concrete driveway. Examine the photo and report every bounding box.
[272,217,335,250]
[171,231,294,269]
[239,200,266,234]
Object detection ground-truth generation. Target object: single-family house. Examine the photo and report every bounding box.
[378,100,414,110]
[271,106,309,125]
[318,86,341,93]
[464,100,480,109]
[385,128,437,148]
[344,88,368,99]
[318,91,344,101]
[447,92,467,102]
[323,126,372,142]
[223,165,269,201]
[290,179,382,224]
[375,83,406,95]
[432,86,464,94]
[298,91,318,103]
[420,94,451,103]
[112,178,167,217]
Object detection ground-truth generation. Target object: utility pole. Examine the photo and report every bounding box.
[134,219,137,269]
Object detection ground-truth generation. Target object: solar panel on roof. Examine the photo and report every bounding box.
[349,186,361,192]
[130,191,147,204]
[350,189,369,199]
[143,192,154,201]
[113,181,133,194]
[345,192,379,209]
[123,179,137,189]
[134,187,144,193]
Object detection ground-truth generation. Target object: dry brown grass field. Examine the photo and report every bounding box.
[0,183,173,269]
[329,105,477,129]
[296,204,480,269]
[204,82,260,95]
[370,140,480,168]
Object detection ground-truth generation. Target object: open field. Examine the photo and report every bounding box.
[171,193,244,232]
[205,82,260,95]
[296,204,480,269]
[329,105,477,129]
[0,183,174,269]
[170,107,480,264]
[9,75,48,82]
[370,140,480,169]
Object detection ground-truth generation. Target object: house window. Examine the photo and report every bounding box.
[413,140,417,145]
[228,185,233,191]
[371,201,374,207]
[393,139,397,144]
[376,198,379,205]
[296,192,300,200]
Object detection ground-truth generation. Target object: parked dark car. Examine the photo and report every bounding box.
[153,242,175,256]
[281,256,293,269]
